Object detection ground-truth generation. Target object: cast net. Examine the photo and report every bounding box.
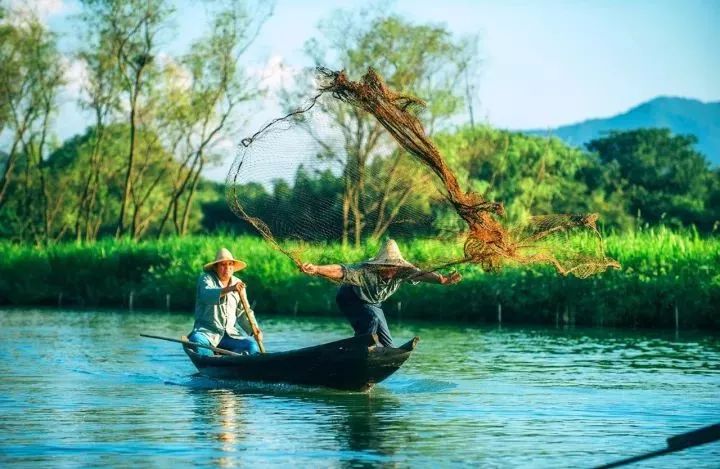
[227,67,620,279]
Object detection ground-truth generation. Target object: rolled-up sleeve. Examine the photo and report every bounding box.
[197,273,222,305]
[404,268,424,286]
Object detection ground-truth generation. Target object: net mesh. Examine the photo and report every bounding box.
[227,67,620,279]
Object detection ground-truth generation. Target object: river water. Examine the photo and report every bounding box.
[0,308,718,467]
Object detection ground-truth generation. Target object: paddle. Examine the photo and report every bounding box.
[139,333,245,357]
[595,423,720,468]
[238,288,266,353]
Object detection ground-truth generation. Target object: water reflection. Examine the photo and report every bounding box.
[184,379,406,466]
[186,387,246,467]
[211,390,242,468]
[322,390,404,466]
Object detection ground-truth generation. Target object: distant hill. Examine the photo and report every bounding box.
[521,97,720,165]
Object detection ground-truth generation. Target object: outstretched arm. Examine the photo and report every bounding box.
[301,263,344,281]
[413,270,462,285]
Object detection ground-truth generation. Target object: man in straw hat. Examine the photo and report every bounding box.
[187,248,263,355]
[301,239,461,347]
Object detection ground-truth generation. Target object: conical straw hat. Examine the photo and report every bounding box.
[363,239,416,269]
[203,248,247,272]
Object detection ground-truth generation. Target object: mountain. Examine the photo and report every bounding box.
[521,97,720,165]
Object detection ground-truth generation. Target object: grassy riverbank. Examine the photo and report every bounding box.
[0,230,718,329]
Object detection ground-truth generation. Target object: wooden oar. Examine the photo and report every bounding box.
[595,423,720,468]
[238,290,266,353]
[139,333,244,357]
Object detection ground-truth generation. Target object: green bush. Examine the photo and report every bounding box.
[0,229,717,329]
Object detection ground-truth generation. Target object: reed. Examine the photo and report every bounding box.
[0,229,717,329]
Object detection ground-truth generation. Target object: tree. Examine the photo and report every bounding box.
[42,123,182,240]
[74,8,123,241]
[296,9,478,246]
[0,9,64,243]
[79,0,173,238]
[156,0,271,236]
[0,4,14,136]
[586,128,715,230]
[434,126,595,226]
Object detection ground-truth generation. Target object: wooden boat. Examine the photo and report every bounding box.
[182,334,419,391]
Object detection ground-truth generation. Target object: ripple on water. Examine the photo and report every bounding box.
[1,309,719,468]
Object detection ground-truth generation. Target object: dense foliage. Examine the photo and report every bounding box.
[216,126,720,240]
[0,232,717,329]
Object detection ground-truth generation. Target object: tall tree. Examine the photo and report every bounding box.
[43,123,179,240]
[0,9,64,243]
[75,10,123,241]
[0,11,40,210]
[157,0,271,236]
[297,9,478,246]
[80,0,172,238]
[0,4,14,136]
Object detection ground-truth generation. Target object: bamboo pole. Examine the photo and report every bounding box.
[139,333,244,357]
[239,289,266,354]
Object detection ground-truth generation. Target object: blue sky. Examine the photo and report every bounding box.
[255,0,720,127]
[28,0,720,178]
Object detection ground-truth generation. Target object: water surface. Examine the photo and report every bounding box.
[1,308,718,467]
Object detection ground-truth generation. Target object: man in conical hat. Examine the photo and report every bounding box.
[301,239,461,347]
[187,247,263,355]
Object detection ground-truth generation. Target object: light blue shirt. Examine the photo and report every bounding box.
[190,272,256,346]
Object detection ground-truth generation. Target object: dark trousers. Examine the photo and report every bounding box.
[336,285,393,347]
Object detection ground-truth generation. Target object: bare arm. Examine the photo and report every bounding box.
[198,274,245,303]
[301,263,344,281]
[221,280,244,296]
[412,270,462,285]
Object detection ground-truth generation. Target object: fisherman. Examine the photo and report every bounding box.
[187,248,263,355]
[300,239,461,347]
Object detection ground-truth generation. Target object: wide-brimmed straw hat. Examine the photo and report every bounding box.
[362,239,416,269]
[203,248,247,272]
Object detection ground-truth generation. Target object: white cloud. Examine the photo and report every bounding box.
[61,56,89,101]
[4,0,67,26]
[249,55,299,93]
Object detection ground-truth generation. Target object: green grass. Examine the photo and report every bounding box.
[0,229,717,329]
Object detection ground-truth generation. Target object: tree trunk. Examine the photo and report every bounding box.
[75,121,105,241]
[35,94,55,242]
[0,115,31,209]
[0,136,21,210]
[180,159,204,235]
[117,65,144,238]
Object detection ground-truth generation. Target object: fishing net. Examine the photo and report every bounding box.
[227,67,619,279]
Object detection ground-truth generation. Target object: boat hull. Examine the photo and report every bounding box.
[183,334,419,391]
